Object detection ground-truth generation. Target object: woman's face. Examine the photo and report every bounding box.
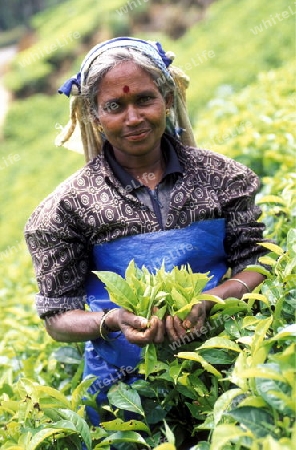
[96,61,171,161]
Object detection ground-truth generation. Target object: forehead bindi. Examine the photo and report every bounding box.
[123,85,130,94]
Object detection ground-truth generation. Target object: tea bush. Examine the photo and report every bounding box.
[193,60,296,179]
[171,0,295,116]
[0,180,294,448]
[0,94,82,252]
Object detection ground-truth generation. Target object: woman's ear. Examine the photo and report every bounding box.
[165,92,174,109]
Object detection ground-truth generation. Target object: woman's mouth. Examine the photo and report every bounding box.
[124,130,150,141]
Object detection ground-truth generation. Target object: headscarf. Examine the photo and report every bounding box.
[56,36,196,161]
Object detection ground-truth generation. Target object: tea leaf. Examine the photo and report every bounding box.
[98,431,149,447]
[163,419,175,444]
[271,324,296,340]
[154,444,176,450]
[239,367,285,382]
[57,409,92,450]
[107,382,144,417]
[171,287,188,310]
[257,242,284,256]
[227,405,274,438]
[177,352,222,378]
[101,418,150,433]
[211,424,253,449]
[244,264,271,276]
[251,316,273,356]
[174,298,202,320]
[198,337,241,353]
[95,271,137,311]
[71,376,96,411]
[257,195,286,204]
[144,343,158,378]
[258,255,278,267]
[241,292,270,307]
[255,376,293,413]
[213,388,243,426]
[26,428,73,450]
[36,385,72,409]
[195,294,225,304]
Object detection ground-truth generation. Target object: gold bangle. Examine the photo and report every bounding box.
[228,278,250,293]
[99,308,122,341]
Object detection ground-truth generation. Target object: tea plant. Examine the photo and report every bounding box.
[96,263,214,321]
[89,231,296,449]
[96,263,223,378]
[194,60,295,179]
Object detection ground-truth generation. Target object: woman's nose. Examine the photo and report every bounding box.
[125,105,142,125]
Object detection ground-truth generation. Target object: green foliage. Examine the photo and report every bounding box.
[0,0,66,31]
[96,262,221,377]
[0,94,82,252]
[0,26,26,47]
[171,0,295,116]
[93,229,295,448]
[5,0,295,107]
[96,262,215,320]
[0,245,88,449]
[257,171,296,249]
[4,0,131,96]
[1,228,295,448]
[194,60,296,179]
[95,233,295,449]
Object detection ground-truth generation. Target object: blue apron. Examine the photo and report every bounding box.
[83,219,227,424]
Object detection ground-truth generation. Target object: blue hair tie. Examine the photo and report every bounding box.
[58,72,81,97]
[154,41,172,67]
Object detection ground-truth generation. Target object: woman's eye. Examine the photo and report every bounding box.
[101,101,120,113]
[138,96,153,104]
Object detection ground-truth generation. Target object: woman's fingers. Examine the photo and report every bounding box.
[118,306,209,345]
[182,302,207,333]
[150,316,165,344]
[120,313,165,345]
[165,315,187,342]
[118,309,148,329]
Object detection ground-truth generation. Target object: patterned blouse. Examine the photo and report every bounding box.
[24,135,267,317]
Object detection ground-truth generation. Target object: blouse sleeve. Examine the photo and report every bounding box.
[24,192,90,318]
[219,159,269,275]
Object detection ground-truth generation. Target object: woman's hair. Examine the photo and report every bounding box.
[84,47,176,120]
[56,43,196,161]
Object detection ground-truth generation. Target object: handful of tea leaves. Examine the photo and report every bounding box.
[95,261,222,376]
[95,260,216,320]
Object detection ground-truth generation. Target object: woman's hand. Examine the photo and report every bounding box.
[165,270,266,343]
[106,308,165,346]
[165,300,213,342]
[182,300,213,333]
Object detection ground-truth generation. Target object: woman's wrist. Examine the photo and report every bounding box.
[99,308,122,341]
[102,308,121,332]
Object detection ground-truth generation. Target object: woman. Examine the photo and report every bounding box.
[24,37,268,424]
